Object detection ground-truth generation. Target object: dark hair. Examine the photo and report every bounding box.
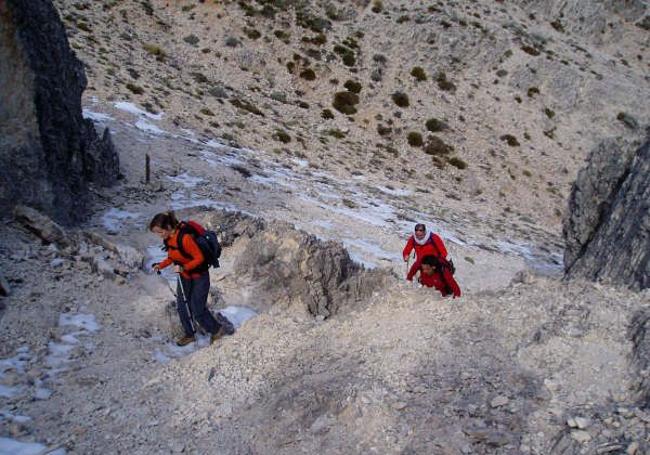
[414,223,426,232]
[421,255,439,267]
[149,211,179,231]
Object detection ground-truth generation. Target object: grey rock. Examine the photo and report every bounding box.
[563,136,650,290]
[84,232,144,270]
[630,310,650,407]
[0,0,119,225]
[14,205,70,246]
[0,272,10,297]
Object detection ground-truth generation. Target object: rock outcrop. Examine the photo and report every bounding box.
[0,0,119,225]
[193,209,394,318]
[563,136,650,290]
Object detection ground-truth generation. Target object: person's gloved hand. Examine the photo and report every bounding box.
[152,262,160,274]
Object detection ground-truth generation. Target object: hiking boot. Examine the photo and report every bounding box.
[176,335,195,347]
[210,327,226,345]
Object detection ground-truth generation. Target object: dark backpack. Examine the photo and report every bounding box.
[421,235,456,275]
[167,220,221,270]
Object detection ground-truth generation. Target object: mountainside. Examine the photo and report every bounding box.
[0,1,649,454]
[51,0,649,228]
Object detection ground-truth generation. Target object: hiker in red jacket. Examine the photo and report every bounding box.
[403,223,448,264]
[407,255,462,298]
[150,211,224,346]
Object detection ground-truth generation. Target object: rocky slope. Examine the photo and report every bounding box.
[0,0,119,224]
[564,136,649,290]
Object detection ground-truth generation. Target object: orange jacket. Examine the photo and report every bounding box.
[402,233,448,261]
[158,229,205,279]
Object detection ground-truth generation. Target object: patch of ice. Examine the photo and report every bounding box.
[114,101,163,120]
[34,388,53,400]
[60,333,82,344]
[59,313,100,332]
[292,158,309,167]
[0,385,23,399]
[0,437,65,455]
[0,412,31,424]
[101,208,140,234]
[154,334,212,363]
[135,118,166,135]
[218,306,257,329]
[45,342,75,368]
[377,185,412,197]
[0,351,30,375]
[82,109,113,122]
[153,351,171,364]
[167,172,204,188]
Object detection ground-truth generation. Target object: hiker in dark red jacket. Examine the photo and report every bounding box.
[150,211,224,347]
[403,223,448,264]
[407,255,462,298]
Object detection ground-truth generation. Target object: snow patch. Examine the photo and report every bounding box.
[218,306,257,329]
[167,172,205,188]
[82,109,113,122]
[101,208,140,234]
[114,101,163,120]
[59,313,100,332]
[135,118,166,135]
[0,437,65,455]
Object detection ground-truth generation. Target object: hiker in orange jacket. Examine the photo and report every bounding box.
[150,211,224,347]
[407,255,461,298]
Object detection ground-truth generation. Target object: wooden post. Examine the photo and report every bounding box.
[145,153,151,184]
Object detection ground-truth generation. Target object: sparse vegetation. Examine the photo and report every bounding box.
[447,156,467,169]
[521,45,541,56]
[321,109,335,119]
[273,130,291,143]
[371,0,383,13]
[125,83,144,95]
[244,28,262,40]
[425,118,447,133]
[544,108,555,119]
[436,72,456,92]
[423,136,453,155]
[411,66,427,81]
[299,68,316,81]
[343,80,362,94]
[500,134,520,147]
[391,91,410,108]
[200,108,214,116]
[407,132,424,147]
[326,129,347,139]
[230,98,264,116]
[183,34,200,46]
[527,87,540,98]
[143,43,166,61]
[332,91,359,115]
[377,124,392,136]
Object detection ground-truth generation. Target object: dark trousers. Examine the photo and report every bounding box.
[176,272,221,337]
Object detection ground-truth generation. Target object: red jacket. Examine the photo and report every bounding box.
[158,229,205,279]
[407,259,462,298]
[403,233,448,262]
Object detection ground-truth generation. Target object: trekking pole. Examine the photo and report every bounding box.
[177,274,198,347]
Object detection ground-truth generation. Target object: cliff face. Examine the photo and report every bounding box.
[0,0,119,225]
[564,135,650,290]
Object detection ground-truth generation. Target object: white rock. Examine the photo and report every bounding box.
[626,442,639,455]
[570,430,591,443]
[491,396,509,408]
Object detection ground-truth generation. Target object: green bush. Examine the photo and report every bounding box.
[332,91,359,115]
[126,83,144,95]
[377,124,392,136]
[230,98,264,116]
[371,0,383,13]
[447,156,467,169]
[274,30,291,43]
[143,43,166,61]
[391,91,410,107]
[527,86,540,97]
[425,118,447,132]
[183,34,200,46]
[299,68,316,80]
[244,28,262,40]
[521,45,540,56]
[327,129,347,139]
[436,72,456,92]
[200,108,214,116]
[321,109,335,119]
[423,136,453,155]
[500,134,520,146]
[344,80,362,93]
[544,107,555,119]
[273,130,291,143]
[407,132,424,147]
[411,66,427,81]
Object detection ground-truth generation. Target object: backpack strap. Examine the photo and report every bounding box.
[171,222,193,260]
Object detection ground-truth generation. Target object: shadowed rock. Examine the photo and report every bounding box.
[563,136,650,290]
[0,0,119,225]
